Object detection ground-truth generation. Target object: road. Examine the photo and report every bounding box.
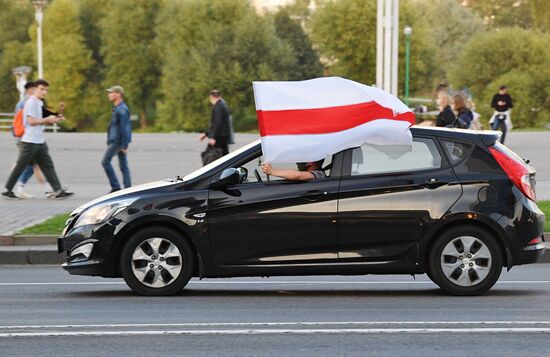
[0,265,549,356]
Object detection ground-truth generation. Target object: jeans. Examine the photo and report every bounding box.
[18,165,34,185]
[102,143,131,190]
[5,143,61,192]
[491,117,507,144]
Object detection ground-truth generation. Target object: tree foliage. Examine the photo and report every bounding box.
[449,28,550,127]
[310,0,436,95]
[530,0,550,32]
[422,0,485,82]
[462,0,533,29]
[155,0,296,132]
[273,9,323,80]
[0,0,33,111]
[39,0,96,130]
[100,0,161,128]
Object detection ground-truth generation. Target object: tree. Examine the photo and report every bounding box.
[422,0,485,83]
[39,0,95,130]
[155,0,295,132]
[309,0,436,96]
[530,0,550,32]
[0,0,33,112]
[461,0,533,29]
[273,9,323,80]
[100,0,162,129]
[310,0,378,85]
[449,28,550,127]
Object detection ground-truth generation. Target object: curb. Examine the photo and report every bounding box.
[0,245,64,265]
[0,235,59,246]
[0,243,548,266]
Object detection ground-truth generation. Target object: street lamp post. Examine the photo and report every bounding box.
[32,0,47,79]
[404,26,412,106]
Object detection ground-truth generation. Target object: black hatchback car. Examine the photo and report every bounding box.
[59,127,545,296]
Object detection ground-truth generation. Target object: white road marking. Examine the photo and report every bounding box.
[0,280,549,286]
[2,321,550,330]
[1,327,550,338]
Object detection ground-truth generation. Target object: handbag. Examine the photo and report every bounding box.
[201,145,223,166]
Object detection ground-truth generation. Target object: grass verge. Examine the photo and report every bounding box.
[18,213,70,235]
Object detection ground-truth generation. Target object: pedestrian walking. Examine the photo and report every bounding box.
[489,85,513,143]
[2,79,73,200]
[12,81,40,198]
[102,85,132,193]
[435,93,455,127]
[199,90,233,165]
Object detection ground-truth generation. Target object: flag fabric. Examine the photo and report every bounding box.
[253,77,415,164]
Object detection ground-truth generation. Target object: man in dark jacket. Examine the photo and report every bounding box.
[102,85,132,193]
[490,85,513,143]
[200,90,232,156]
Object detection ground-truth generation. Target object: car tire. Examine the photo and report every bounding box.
[428,225,502,296]
[120,227,194,296]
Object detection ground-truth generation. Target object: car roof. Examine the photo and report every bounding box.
[410,126,500,146]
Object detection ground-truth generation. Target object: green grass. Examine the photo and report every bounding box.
[14,201,550,235]
[538,200,550,232]
[18,213,70,235]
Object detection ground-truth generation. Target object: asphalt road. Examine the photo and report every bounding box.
[1,265,549,356]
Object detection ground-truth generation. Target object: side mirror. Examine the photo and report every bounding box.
[211,168,240,189]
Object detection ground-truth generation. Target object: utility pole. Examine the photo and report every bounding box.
[32,0,47,79]
[404,26,412,106]
[376,0,399,97]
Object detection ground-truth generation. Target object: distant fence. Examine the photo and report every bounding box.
[0,112,59,133]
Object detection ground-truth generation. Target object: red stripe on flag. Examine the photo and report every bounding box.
[257,101,415,136]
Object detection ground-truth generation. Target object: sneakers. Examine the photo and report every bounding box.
[1,191,21,200]
[14,185,35,199]
[51,190,74,200]
[109,188,121,193]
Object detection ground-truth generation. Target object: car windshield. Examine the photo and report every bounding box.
[183,139,260,182]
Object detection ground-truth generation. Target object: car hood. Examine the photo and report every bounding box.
[72,180,180,215]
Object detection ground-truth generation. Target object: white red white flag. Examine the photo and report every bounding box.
[253,77,415,164]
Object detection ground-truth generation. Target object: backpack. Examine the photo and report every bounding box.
[12,108,25,137]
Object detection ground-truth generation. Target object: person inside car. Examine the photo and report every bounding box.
[261,160,325,181]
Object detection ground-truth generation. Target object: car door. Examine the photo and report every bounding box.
[337,135,462,262]
[207,150,343,270]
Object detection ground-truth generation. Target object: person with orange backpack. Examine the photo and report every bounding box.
[11,82,42,199]
[3,79,73,200]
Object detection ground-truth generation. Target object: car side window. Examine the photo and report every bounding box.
[350,138,442,176]
[236,153,334,184]
[442,140,472,164]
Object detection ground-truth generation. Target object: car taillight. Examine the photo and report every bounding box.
[489,146,536,201]
[528,237,542,245]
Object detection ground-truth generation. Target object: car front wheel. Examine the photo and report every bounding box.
[428,225,503,296]
[120,227,194,296]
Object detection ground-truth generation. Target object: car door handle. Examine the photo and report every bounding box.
[302,190,328,201]
[422,178,449,189]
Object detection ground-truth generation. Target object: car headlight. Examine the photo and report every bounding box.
[73,198,137,229]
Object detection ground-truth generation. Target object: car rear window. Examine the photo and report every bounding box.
[442,141,473,164]
[350,137,442,176]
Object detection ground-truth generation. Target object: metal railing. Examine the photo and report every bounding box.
[0,112,58,133]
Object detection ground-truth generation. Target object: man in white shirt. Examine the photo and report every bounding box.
[2,79,73,200]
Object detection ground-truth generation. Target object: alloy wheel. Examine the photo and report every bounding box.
[440,236,492,287]
[131,237,183,288]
